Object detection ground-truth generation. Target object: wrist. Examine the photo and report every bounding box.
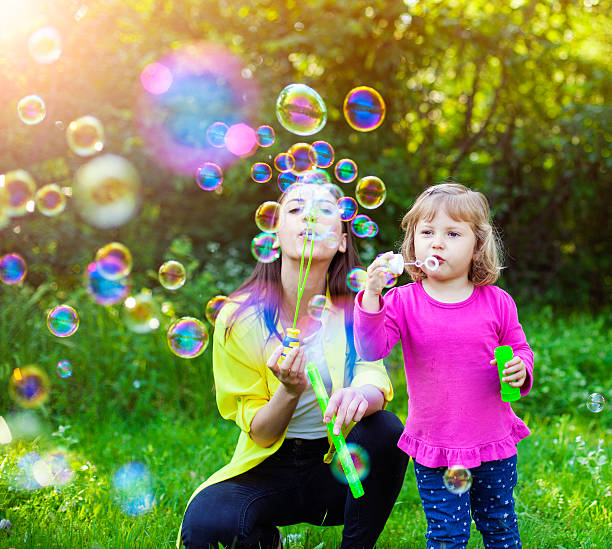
[361,290,382,312]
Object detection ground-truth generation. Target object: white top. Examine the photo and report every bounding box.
[285,325,333,439]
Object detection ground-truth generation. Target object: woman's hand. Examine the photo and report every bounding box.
[324,387,370,436]
[490,356,527,388]
[267,345,308,396]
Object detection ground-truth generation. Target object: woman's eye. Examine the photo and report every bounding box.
[449,231,460,237]
[288,207,303,214]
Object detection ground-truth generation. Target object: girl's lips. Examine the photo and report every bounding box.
[432,255,445,262]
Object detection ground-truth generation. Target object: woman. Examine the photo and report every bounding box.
[178,183,408,549]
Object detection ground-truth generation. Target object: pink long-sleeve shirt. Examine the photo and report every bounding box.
[354,280,534,468]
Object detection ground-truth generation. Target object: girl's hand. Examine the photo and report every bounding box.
[364,251,394,299]
[490,356,527,388]
[267,345,308,396]
[324,387,369,436]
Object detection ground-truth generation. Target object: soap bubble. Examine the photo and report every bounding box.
[288,143,316,174]
[9,366,50,409]
[310,141,334,168]
[85,262,130,306]
[307,294,330,320]
[274,152,295,173]
[12,452,43,491]
[17,95,46,125]
[35,184,66,216]
[276,83,327,136]
[206,122,229,148]
[28,26,62,64]
[347,268,367,292]
[123,292,160,333]
[47,305,79,337]
[136,42,261,176]
[66,115,105,157]
[256,125,275,147]
[355,176,386,209]
[337,197,358,222]
[0,253,27,285]
[251,162,272,183]
[205,295,228,325]
[158,260,186,290]
[443,466,473,495]
[195,162,223,191]
[95,242,133,281]
[225,123,257,157]
[351,214,376,238]
[331,443,370,484]
[334,159,358,183]
[251,232,280,263]
[32,450,74,488]
[57,360,73,378]
[3,169,36,216]
[343,86,386,132]
[255,201,281,232]
[73,154,141,229]
[297,168,332,186]
[167,317,209,358]
[113,462,155,516]
[586,393,605,413]
[277,172,298,193]
[140,62,173,95]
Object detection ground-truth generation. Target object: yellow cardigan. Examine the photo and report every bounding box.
[176,298,393,547]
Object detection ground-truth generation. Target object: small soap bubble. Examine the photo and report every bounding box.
[95,242,133,280]
[9,366,50,409]
[113,462,155,516]
[331,443,370,484]
[57,360,73,378]
[337,197,358,222]
[17,95,46,125]
[66,115,105,157]
[343,86,386,132]
[355,176,386,209]
[277,172,298,193]
[296,168,331,186]
[73,154,141,229]
[255,201,281,232]
[251,232,280,263]
[85,261,130,306]
[255,125,275,147]
[167,317,209,358]
[307,294,330,320]
[443,466,473,495]
[205,295,228,325]
[133,380,141,389]
[158,260,186,290]
[28,26,62,64]
[251,162,272,183]
[195,162,223,191]
[123,292,160,333]
[351,214,375,238]
[0,253,27,285]
[3,169,37,216]
[225,123,258,157]
[47,305,79,337]
[310,141,334,168]
[206,122,229,148]
[276,84,327,136]
[334,159,358,183]
[140,62,173,95]
[274,152,295,173]
[347,268,367,292]
[364,219,379,238]
[288,143,316,174]
[35,184,66,216]
[586,393,605,413]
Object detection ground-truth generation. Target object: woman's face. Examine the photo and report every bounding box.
[276,184,347,262]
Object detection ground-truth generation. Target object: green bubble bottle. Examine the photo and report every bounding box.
[494,345,521,403]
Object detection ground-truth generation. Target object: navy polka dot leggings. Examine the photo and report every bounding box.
[413,454,521,549]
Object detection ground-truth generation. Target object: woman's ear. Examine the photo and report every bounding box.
[272,235,280,249]
[338,231,348,253]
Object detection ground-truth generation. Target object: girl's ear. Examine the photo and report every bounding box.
[338,231,348,253]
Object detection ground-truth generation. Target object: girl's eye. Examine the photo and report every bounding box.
[421,230,432,235]
[449,231,460,237]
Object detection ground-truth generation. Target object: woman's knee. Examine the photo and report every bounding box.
[181,491,239,549]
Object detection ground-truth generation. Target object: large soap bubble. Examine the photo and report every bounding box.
[73,154,141,229]
[28,26,62,64]
[343,86,386,132]
[276,84,327,136]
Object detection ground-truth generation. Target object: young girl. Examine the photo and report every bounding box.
[354,182,533,549]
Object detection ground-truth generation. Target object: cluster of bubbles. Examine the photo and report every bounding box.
[8,449,74,491]
[112,462,155,516]
[330,443,371,485]
[443,466,473,495]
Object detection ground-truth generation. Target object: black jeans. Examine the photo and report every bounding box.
[181,410,408,549]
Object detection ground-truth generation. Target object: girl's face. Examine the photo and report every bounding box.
[413,207,476,283]
[276,184,347,262]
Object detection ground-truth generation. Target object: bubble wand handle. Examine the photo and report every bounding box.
[306,361,364,498]
[494,345,521,402]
